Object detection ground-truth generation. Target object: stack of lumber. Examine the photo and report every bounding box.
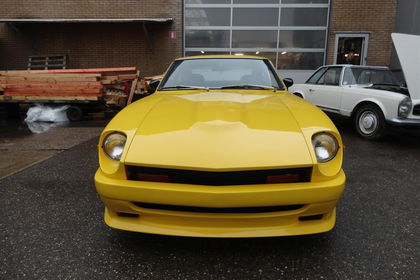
[137,74,164,94]
[0,67,139,104]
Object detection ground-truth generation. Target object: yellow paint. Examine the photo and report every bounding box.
[94,56,346,237]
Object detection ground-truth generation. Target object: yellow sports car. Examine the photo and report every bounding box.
[94,56,345,237]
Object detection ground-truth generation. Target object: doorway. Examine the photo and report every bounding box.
[334,34,369,65]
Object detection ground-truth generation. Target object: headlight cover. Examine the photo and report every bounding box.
[398,97,412,118]
[312,132,339,163]
[102,132,126,161]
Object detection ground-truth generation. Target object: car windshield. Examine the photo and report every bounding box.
[159,58,283,90]
[343,67,401,86]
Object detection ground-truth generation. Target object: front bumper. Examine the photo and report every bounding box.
[95,168,345,238]
[387,117,420,127]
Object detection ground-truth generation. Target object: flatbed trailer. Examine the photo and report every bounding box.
[0,67,139,121]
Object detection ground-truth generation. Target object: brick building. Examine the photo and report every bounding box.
[0,0,182,75]
[0,0,407,80]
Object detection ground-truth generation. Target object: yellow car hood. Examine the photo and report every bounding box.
[124,91,314,171]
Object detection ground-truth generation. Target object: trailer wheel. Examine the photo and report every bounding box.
[5,103,20,118]
[66,106,83,122]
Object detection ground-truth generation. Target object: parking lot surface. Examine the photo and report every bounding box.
[1,117,419,279]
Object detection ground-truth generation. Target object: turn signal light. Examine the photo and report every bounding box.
[266,174,301,184]
[137,173,170,183]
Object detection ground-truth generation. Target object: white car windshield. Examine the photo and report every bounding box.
[343,67,401,86]
[159,58,283,90]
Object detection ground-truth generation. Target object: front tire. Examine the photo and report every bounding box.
[354,104,387,140]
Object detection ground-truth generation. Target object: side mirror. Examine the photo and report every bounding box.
[283,78,294,89]
[148,79,161,93]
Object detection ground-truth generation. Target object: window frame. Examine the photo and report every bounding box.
[158,58,285,91]
[183,0,331,70]
[306,66,343,86]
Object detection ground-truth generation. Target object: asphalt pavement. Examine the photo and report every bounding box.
[1,117,419,280]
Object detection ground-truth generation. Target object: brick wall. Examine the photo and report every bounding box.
[0,0,183,75]
[327,0,397,66]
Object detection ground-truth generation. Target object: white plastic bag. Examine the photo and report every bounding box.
[25,104,69,123]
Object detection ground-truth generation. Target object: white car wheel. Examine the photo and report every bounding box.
[358,111,378,134]
[354,104,387,140]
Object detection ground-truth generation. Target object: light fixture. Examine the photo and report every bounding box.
[200,50,205,54]
[234,53,244,56]
[281,51,287,55]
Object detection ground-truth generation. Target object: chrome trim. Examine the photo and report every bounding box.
[387,118,420,126]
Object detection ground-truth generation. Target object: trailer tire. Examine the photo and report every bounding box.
[5,103,20,118]
[66,106,83,122]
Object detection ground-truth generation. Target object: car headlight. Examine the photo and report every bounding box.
[312,132,339,163]
[102,132,126,161]
[398,97,412,118]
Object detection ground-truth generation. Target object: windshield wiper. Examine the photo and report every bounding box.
[217,84,275,90]
[160,85,208,90]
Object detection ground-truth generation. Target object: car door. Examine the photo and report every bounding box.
[305,67,344,114]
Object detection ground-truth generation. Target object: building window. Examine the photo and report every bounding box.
[184,0,330,70]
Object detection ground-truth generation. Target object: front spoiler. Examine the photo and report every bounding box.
[95,168,345,237]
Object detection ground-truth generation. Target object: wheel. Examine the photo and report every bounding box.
[4,103,20,118]
[354,104,387,140]
[293,93,303,98]
[66,106,83,122]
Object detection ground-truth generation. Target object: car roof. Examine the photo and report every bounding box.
[176,55,267,61]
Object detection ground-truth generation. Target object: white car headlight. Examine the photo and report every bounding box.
[103,132,126,161]
[398,97,412,118]
[312,132,339,163]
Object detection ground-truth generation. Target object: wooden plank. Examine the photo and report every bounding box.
[127,70,140,105]
[2,82,103,90]
[28,67,137,74]
[1,80,102,87]
[3,85,103,91]
[0,95,99,101]
[4,88,102,96]
[4,88,101,94]
[100,79,117,85]
[118,74,137,80]
[0,76,99,82]
[0,72,100,78]
[101,75,118,80]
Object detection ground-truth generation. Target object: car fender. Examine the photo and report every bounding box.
[351,98,390,119]
[291,90,306,99]
[288,85,307,99]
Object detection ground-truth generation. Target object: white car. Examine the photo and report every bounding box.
[289,33,420,140]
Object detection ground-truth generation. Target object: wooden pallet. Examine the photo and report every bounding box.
[27,55,68,70]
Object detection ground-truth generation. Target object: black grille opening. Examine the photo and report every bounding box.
[133,202,304,214]
[126,166,312,186]
[413,104,420,116]
[117,212,139,218]
[299,214,323,221]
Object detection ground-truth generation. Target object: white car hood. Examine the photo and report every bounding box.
[392,33,420,100]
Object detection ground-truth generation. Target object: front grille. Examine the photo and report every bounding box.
[132,202,304,214]
[126,166,312,186]
[413,104,420,116]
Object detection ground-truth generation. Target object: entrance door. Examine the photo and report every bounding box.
[334,34,369,65]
